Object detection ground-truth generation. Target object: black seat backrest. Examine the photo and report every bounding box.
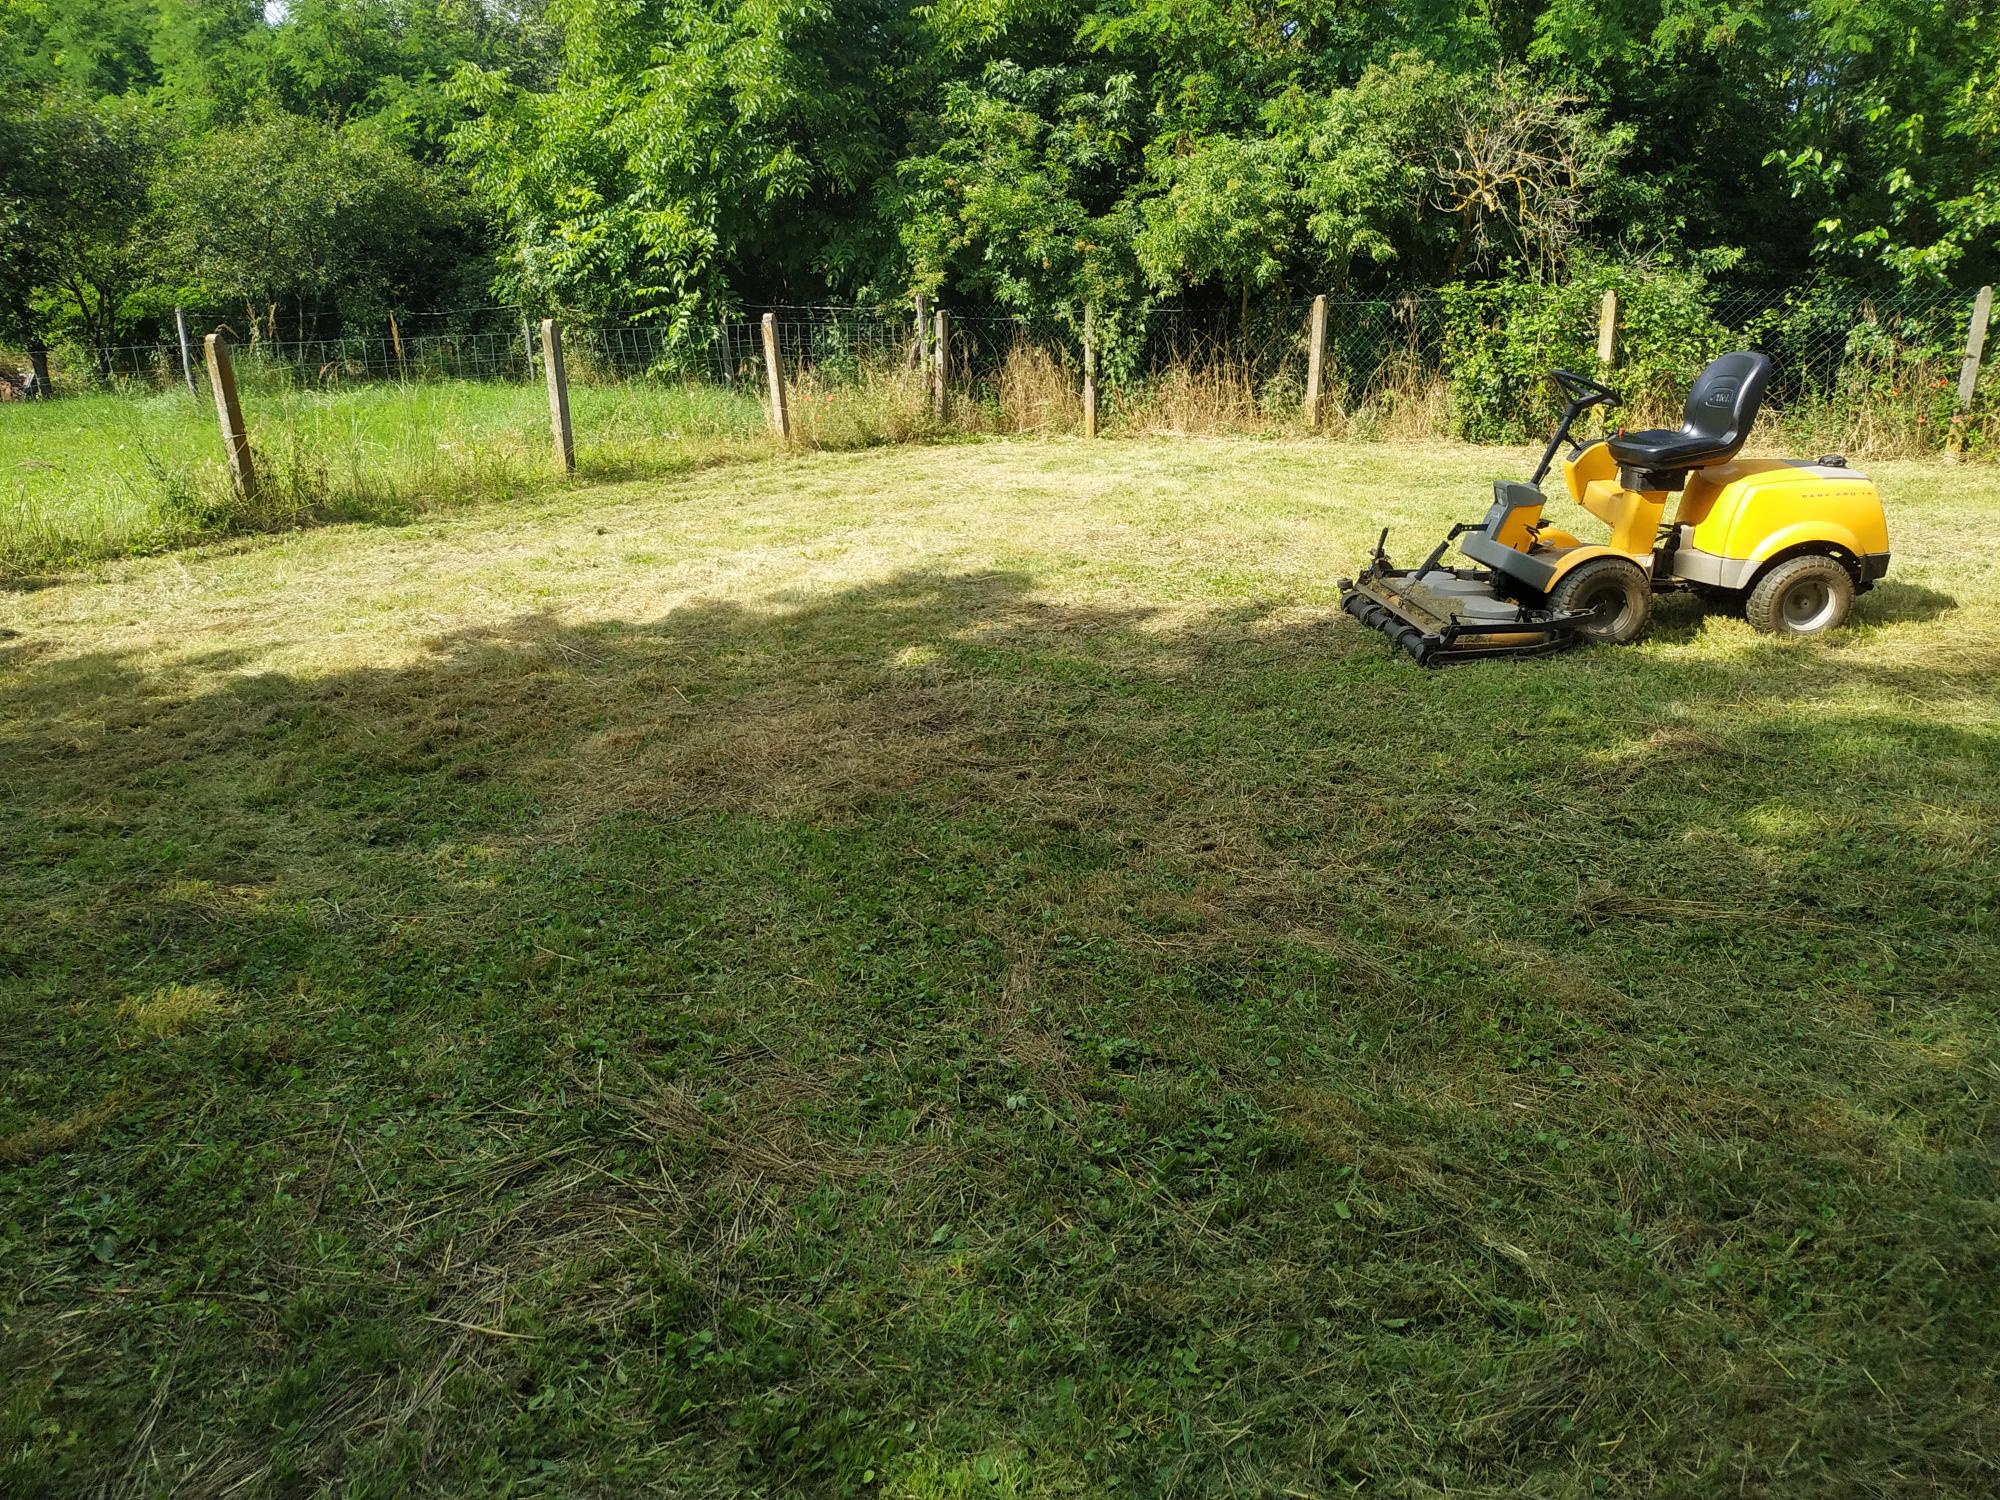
[1681,351,1770,458]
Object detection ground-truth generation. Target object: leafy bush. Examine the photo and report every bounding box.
[1439,262,1733,442]
[1435,266,1995,457]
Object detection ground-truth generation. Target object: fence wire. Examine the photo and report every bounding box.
[11,286,1993,452]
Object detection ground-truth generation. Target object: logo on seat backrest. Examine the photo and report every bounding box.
[1704,380,1739,408]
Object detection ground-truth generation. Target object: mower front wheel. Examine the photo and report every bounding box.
[1549,557,1653,646]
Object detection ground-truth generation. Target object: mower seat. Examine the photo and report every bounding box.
[1606,351,1771,477]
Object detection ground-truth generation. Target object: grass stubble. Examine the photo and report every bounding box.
[1,438,1997,1496]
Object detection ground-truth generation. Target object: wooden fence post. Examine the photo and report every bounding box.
[1082,305,1098,439]
[521,317,537,381]
[1304,293,1328,429]
[389,312,407,379]
[174,307,198,398]
[202,333,256,499]
[541,317,575,474]
[932,309,950,422]
[1949,284,1993,458]
[760,312,791,440]
[24,340,52,399]
[1596,289,1619,368]
[913,293,930,372]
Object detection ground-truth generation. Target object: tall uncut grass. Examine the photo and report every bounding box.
[1,359,1014,574]
[0,377,777,574]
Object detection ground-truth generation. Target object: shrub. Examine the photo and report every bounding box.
[1439,263,1732,442]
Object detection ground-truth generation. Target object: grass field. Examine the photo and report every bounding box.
[0,380,779,574]
[3,438,1998,1497]
[4,368,1988,579]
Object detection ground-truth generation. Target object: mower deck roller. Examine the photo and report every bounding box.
[1340,549,1587,666]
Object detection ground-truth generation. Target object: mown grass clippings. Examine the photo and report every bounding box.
[1,439,1996,1497]
[118,981,233,1038]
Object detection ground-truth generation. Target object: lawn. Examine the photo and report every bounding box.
[2,438,1997,1497]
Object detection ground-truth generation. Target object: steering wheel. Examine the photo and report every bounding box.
[1551,369,1623,409]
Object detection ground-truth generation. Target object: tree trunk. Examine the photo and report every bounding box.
[87,287,111,381]
[1448,207,1476,275]
[246,301,260,352]
[27,340,52,399]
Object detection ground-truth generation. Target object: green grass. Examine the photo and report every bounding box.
[3,439,1997,1497]
[0,377,777,573]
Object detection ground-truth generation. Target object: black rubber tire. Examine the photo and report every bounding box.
[1548,557,1653,646]
[1744,555,1854,637]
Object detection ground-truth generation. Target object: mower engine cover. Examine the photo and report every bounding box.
[1669,458,1890,589]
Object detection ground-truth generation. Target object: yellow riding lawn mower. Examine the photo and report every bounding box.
[1339,352,1891,665]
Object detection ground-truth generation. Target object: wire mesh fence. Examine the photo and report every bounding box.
[11,284,1995,456]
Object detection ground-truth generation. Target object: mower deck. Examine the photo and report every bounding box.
[1339,562,1589,666]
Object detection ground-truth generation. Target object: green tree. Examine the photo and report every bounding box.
[1133,133,1294,306]
[1269,63,1438,289]
[896,61,1143,319]
[451,0,911,327]
[1130,57,1622,304]
[0,95,163,379]
[149,111,465,340]
[1532,0,1998,289]
[1762,0,1999,286]
[1940,28,2000,275]
[262,0,557,153]
[4,0,1994,353]
[0,111,49,386]
[146,0,267,123]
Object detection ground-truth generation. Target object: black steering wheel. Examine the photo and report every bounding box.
[1551,369,1623,409]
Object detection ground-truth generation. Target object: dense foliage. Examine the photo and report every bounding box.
[1,0,1995,352]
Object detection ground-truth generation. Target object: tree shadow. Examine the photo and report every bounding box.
[2,565,1997,1495]
[0,573,64,597]
[1855,577,1957,625]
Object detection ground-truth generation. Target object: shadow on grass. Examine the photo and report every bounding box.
[1857,577,1957,624]
[1603,578,1957,649]
[2,569,1997,1497]
[0,574,63,596]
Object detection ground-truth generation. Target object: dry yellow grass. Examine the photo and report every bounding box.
[8,438,1992,677]
[993,342,1080,435]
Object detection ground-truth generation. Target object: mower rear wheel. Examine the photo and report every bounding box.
[1745,555,1854,637]
[1549,557,1653,645]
